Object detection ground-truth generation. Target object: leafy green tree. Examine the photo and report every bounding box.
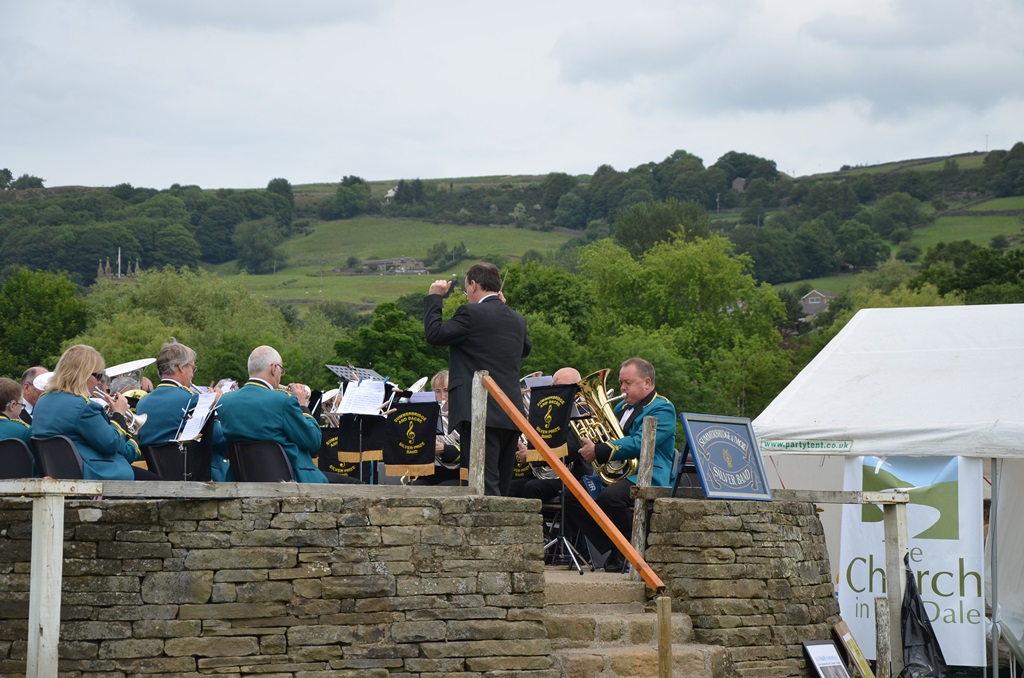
[234,216,287,273]
[835,220,890,268]
[310,301,368,330]
[553,192,587,230]
[613,198,709,258]
[519,314,586,378]
[77,268,305,384]
[331,302,447,387]
[266,178,295,208]
[539,172,578,210]
[136,193,191,223]
[0,268,91,374]
[323,180,371,219]
[795,220,837,278]
[11,174,44,189]
[0,168,13,189]
[502,262,596,343]
[870,192,924,240]
[800,181,860,222]
[579,235,785,378]
[195,200,242,263]
[520,249,544,265]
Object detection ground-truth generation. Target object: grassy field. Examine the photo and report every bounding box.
[910,152,988,172]
[218,217,574,307]
[775,272,865,295]
[809,152,990,178]
[966,196,1024,211]
[913,215,1023,250]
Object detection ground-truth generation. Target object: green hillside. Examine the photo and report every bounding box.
[210,216,574,307]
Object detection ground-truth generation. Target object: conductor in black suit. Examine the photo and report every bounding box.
[424,263,531,496]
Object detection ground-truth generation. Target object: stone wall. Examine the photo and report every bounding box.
[0,496,556,678]
[644,498,841,677]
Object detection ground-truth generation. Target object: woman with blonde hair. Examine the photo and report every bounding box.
[31,344,160,480]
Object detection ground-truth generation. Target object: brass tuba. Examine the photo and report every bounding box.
[570,369,638,485]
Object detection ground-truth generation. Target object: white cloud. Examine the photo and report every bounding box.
[1,0,1022,188]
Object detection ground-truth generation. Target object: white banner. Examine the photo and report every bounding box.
[838,456,985,667]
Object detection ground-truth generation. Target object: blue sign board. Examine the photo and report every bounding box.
[680,413,772,501]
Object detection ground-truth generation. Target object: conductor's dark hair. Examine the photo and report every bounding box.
[466,263,501,292]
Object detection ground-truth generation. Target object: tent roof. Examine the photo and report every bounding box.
[753,304,1024,458]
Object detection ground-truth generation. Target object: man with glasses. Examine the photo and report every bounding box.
[136,340,231,481]
[218,345,329,483]
[19,365,48,424]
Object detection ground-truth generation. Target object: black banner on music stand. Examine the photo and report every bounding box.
[336,413,387,463]
[383,402,439,478]
[317,426,373,480]
[525,383,577,463]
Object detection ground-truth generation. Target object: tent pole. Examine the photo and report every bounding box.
[992,458,1000,677]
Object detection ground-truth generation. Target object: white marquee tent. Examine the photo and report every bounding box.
[752,304,1024,667]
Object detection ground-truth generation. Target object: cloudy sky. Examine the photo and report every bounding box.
[2,0,1022,190]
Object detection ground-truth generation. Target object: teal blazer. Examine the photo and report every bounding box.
[1,414,36,476]
[604,392,677,487]
[217,379,328,484]
[31,390,141,480]
[136,380,232,482]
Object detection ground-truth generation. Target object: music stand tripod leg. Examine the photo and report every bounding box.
[543,488,586,575]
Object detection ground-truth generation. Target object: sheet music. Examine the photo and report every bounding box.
[177,392,217,441]
[409,391,436,403]
[339,380,386,415]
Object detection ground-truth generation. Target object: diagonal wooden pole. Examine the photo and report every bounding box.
[478,373,665,595]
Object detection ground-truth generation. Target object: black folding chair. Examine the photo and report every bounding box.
[30,435,85,479]
[143,441,212,481]
[228,441,295,482]
[0,438,36,479]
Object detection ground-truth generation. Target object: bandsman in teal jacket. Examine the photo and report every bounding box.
[217,345,328,484]
[568,357,677,573]
[31,345,161,481]
[136,340,231,482]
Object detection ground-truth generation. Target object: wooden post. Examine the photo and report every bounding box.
[657,594,673,678]
[875,597,890,678]
[469,371,488,496]
[630,416,657,582]
[0,479,103,678]
[27,493,65,678]
[883,502,908,676]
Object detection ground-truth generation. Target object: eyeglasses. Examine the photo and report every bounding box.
[7,401,23,409]
[274,363,286,376]
[90,371,106,381]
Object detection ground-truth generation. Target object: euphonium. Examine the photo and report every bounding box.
[570,369,638,485]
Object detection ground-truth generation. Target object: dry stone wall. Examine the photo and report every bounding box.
[0,496,557,678]
[644,498,841,677]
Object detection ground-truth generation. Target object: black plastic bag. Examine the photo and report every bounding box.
[898,553,950,678]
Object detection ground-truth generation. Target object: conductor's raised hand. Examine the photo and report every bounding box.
[429,279,453,296]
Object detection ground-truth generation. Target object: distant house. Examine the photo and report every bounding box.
[362,257,429,275]
[800,289,836,317]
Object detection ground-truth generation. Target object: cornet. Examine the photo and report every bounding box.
[93,388,148,434]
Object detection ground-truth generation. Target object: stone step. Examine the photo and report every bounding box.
[552,643,734,678]
[545,612,694,649]
[544,568,648,611]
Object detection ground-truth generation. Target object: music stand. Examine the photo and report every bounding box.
[324,365,388,484]
[524,381,589,574]
[544,489,590,575]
